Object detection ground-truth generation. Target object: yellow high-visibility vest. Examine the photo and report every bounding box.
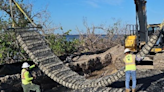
[21,65,35,85]
[21,69,33,85]
[124,54,136,71]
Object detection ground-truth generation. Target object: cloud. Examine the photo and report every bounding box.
[85,0,124,8]
[103,0,124,5]
[86,1,99,8]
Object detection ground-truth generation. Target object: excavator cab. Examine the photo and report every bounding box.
[148,24,160,36]
[125,23,163,53]
[148,24,164,52]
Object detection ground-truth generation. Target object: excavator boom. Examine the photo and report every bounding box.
[135,0,148,42]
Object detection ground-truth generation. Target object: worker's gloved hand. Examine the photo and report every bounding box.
[34,63,38,66]
[141,57,144,60]
[35,62,40,66]
[33,76,36,79]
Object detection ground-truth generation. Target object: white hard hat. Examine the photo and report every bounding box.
[124,48,131,53]
[22,62,30,68]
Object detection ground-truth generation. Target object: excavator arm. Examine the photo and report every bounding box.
[135,0,148,42]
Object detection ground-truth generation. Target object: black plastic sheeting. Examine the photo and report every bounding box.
[0,61,34,77]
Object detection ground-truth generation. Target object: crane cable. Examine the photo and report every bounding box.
[12,0,37,27]
[12,0,51,45]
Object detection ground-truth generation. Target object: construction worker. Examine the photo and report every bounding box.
[21,62,41,92]
[123,48,143,92]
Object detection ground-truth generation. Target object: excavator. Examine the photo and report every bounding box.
[125,0,164,53]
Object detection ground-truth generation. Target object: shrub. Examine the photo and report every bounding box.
[46,30,80,56]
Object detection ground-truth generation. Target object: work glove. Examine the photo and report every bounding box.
[141,57,144,60]
[35,62,40,66]
[33,76,36,79]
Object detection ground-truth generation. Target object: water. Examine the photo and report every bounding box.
[66,35,79,41]
[66,35,114,41]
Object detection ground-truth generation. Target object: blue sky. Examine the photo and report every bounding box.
[22,0,164,34]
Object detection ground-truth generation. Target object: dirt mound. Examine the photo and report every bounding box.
[69,44,125,78]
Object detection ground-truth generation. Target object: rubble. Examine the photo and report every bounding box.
[153,53,164,70]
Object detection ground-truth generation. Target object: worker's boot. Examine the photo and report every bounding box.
[132,89,135,92]
[126,89,130,92]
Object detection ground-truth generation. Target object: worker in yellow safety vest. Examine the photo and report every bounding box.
[123,48,143,92]
[21,62,41,92]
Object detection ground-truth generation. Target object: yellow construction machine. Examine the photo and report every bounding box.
[125,0,164,53]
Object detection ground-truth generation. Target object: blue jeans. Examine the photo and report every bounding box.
[125,71,136,89]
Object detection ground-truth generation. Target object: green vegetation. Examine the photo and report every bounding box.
[0,32,14,63]
[0,29,81,63]
[46,30,80,56]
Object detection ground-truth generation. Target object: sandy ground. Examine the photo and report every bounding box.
[87,64,117,79]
